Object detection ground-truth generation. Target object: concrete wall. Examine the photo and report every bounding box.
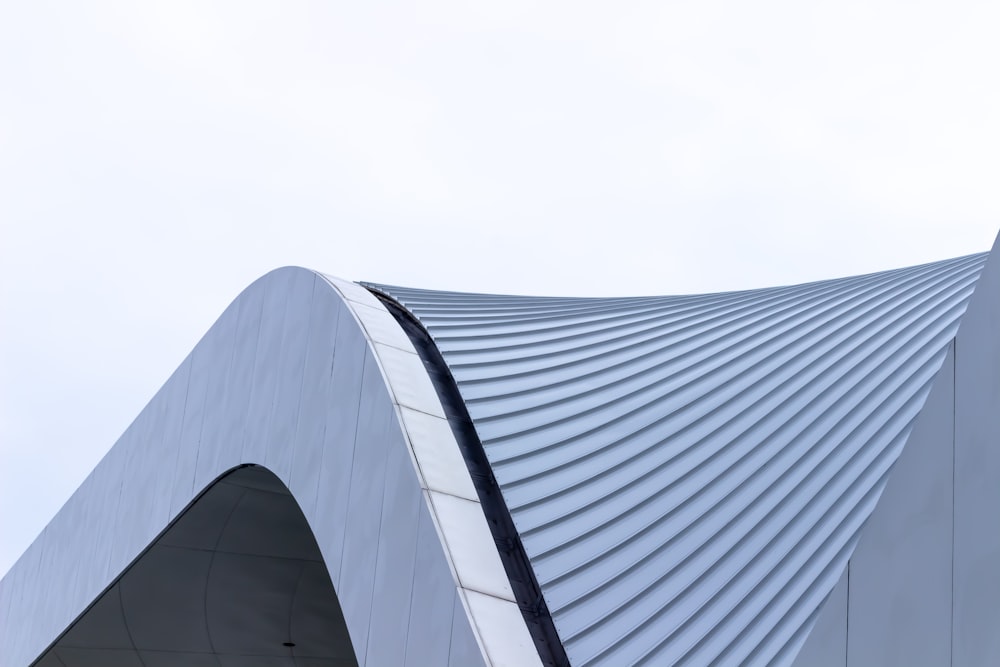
[793,234,1000,666]
[0,268,537,667]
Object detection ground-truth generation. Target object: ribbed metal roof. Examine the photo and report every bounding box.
[366,252,987,666]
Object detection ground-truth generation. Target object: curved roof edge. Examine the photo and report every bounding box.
[5,241,998,667]
[792,230,1000,666]
[0,267,541,667]
[367,249,992,666]
[370,292,570,666]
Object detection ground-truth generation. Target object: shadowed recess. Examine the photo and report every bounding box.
[32,466,358,667]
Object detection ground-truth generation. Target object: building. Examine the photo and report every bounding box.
[3,236,999,666]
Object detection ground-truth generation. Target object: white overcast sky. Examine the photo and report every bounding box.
[1,1,999,576]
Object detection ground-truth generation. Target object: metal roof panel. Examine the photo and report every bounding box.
[367,252,987,665]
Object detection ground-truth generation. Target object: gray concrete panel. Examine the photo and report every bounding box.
[206,551,304,655]
[404,503,461,667]
[195,289,258,491]
[262,269,315,482]
[290,561,357,663]
[31,655,63,667]
[46,467,356,666]
[310,310,367,589]
[335,359,393,661]
[77,435,128,611]
[3,547,33,660]
[241,269,294,466]
[0,267,490,667]
[59,585,132,650]
[789,565,847,667]
[110,402,175,577]
[128,372,180,535]
[28,499,76,652]
[216,489,322,561]
[449,593,486,667]
[215,657,290,667]
[157,355,193,525]
[170,339,212,518]
[953,234,1000,666]
[119,545,214,652]
[287,276,342,516]
[108,413,151,573]
[139,652,221,667]
[5,519,43,659]
[54,647,143,667]
[193,297,241,494]
[365,427,422,666]
[846,347,955,666]
[159,479,245,550]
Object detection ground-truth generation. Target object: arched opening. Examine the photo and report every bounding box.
[33,466,358,667]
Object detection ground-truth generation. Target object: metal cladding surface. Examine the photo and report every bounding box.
[366,252,989,666]
[0,268,541,667]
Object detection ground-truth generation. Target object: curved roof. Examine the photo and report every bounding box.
[367,252,988,666]
[0,268,539,667]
